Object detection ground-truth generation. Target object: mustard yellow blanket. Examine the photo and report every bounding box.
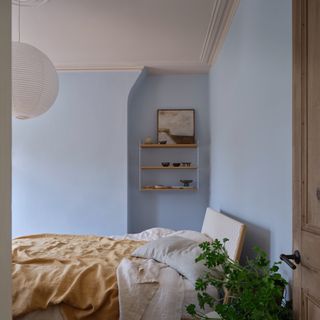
[12,234,144,320]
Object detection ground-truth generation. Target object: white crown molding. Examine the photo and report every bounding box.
[200,0,239,65]
[13,1,239,74]
[12,0,49,7]
[56,65,145,73]
[55,62,210,75]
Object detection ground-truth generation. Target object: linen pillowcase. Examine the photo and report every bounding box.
[132,236,209,284]
[111,227,175,241]
[167,230,212,243]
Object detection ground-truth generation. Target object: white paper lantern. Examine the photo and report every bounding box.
[12,42,59,120]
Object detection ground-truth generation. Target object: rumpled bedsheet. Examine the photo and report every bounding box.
[12,234,144,320]
[117,258,185,320]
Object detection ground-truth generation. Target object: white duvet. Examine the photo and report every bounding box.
[116,228,218,320]
[117,258,185,320]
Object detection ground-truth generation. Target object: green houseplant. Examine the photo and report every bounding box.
[187,239,292,320]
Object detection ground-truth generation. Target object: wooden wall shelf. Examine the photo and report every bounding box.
[141,166,197,170]
[139,141,199,191]
[140,144,197,149]
[141,186,197,191]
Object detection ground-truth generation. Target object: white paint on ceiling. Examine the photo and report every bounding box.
[12,0,238,73]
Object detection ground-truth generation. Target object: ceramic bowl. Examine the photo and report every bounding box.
[180,179,193,186]
[161,162,170,167]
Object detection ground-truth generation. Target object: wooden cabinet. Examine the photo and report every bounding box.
[139,143,199,191]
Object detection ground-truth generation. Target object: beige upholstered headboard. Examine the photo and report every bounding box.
[201,207,246,261]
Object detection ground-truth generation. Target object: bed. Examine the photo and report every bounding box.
[13,208,246,320]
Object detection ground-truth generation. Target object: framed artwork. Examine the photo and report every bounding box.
[157,109,195,144]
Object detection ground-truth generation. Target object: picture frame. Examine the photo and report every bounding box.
[157,109,195,144]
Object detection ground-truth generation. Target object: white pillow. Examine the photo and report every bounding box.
[167,230,212,243]
[135,227,175,240]
[111,227,175,241]
[132,236,209,284]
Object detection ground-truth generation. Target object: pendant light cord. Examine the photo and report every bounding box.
[18,0,21,42]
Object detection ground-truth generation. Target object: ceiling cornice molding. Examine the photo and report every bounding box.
[55,62,210,75]
[13,1,239,74]
[56,65,145,73]
[200,0,239,65]
[146,64,210,75]
[12,0,49,6]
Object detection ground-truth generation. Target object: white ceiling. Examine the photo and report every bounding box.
[12,0,238,73]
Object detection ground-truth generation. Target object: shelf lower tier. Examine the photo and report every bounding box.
[140,144,197,148]
[141,186,197,191]
[141,166,197,170]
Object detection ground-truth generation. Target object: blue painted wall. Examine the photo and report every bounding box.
[128,74,210,233]
[12,0,292,279]
[209,0,292,272]
[12,71,141,238]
